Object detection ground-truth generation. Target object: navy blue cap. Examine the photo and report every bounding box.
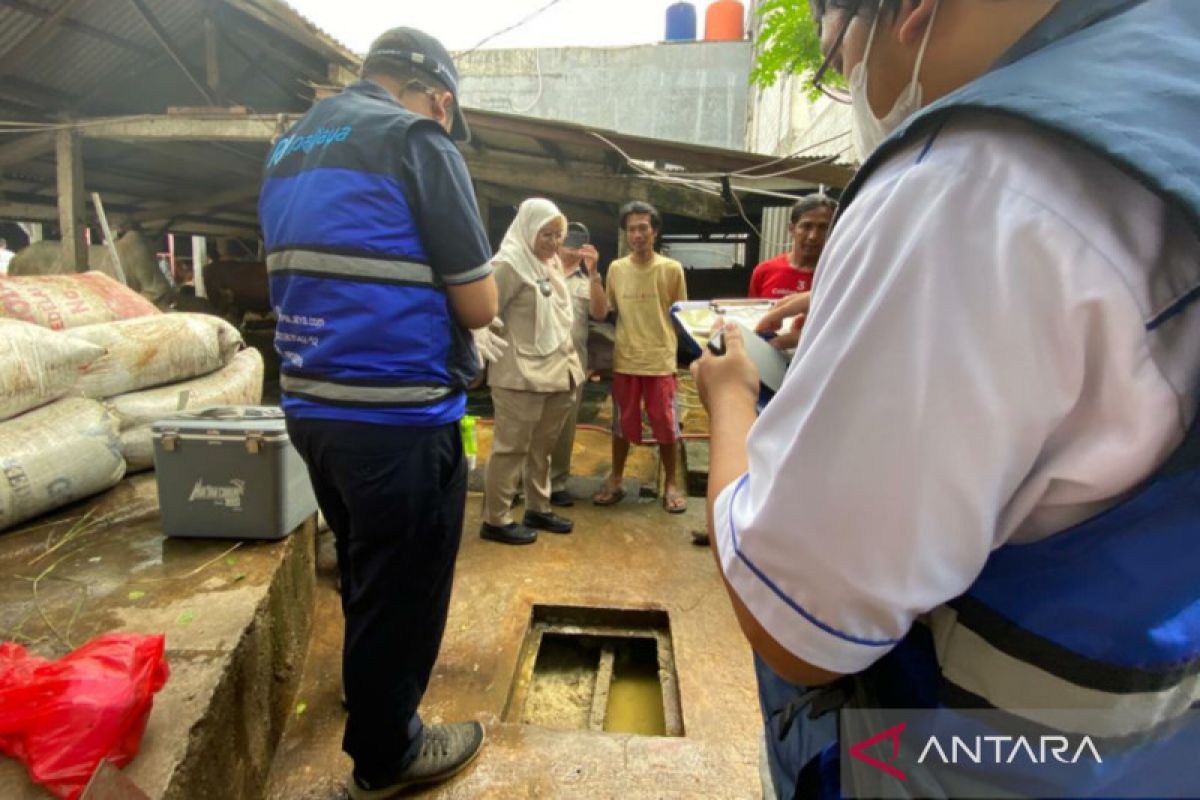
[364,28,470,142]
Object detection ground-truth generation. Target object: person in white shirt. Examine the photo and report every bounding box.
[0,238,14,275]
[693,0,1200,796]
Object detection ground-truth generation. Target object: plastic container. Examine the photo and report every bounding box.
[461,415,478,470]
[665,2,698,42]
[152,406,317,540]
[704,0,745,41]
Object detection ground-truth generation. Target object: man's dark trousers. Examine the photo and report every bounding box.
[287,417,466,786]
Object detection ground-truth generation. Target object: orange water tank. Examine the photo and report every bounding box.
[704,0,745,41]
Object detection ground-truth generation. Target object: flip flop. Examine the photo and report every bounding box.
[592,485,627,506]
[663,490,688,514]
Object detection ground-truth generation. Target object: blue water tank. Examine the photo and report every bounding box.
[665,2,697,41]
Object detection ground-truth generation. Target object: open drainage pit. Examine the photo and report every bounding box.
[506,605,683,737]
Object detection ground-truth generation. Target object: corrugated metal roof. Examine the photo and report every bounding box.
[0,0,354,120]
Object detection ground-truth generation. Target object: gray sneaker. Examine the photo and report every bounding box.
[348,721,485,799]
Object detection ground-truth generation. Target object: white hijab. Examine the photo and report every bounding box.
[492,198,573,356]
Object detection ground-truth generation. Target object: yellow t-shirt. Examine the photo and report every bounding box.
[606,253,688,376]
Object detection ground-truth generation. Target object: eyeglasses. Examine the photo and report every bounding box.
[809,0,864,104]
[404,80,454,113]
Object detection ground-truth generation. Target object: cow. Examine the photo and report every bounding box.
[202,259,269,324]
[9,228,175,307]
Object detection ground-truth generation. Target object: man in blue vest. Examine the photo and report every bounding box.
[694,1,1200,796]
[259,28,497,799]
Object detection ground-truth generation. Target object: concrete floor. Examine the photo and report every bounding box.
[0,476,316,800]
[266,430,761,800]
[0,402,751,799]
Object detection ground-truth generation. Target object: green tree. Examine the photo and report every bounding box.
[750,0,825,92]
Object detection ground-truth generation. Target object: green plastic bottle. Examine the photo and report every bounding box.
[461,415,478,470]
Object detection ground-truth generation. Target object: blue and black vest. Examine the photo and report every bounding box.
[796,1,1200,796]
[259,81,470,427]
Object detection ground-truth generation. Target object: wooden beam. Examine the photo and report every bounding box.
[126,0,218,105]
[134,141,262,177]
[0,0,86,76]
[4,188,141,216]
[537,138,570,169]
[0,130,54,169]
[129,184,261,224]
[475,181,614,233]
[0,201,57,221]
[204,16,221,100]
[80,114,295,142]
[152,218,260,238]
[465,152,726,223]
[55,129,87,271]
[10,158,234,201]
[0,0,157,58]
[0,75,77,108]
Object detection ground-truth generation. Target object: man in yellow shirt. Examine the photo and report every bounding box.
[593,201,689,513]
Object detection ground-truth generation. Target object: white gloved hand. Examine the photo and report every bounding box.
[472,319,508,366]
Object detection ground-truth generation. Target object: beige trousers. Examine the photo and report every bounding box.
[549,386,585,493]
[484,386,578,526]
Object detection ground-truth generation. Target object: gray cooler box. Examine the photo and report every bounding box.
[152,406,316,540]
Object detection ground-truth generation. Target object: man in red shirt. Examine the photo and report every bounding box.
[748,195,837,299]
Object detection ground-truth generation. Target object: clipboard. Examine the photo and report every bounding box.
[670,300,791,402]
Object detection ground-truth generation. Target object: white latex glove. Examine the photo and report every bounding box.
[472,319,508,366]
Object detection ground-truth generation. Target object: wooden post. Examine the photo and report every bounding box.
[192,235,208,298]
[91,192,126,285]
[55,128,87,272]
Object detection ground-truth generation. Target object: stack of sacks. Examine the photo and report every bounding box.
[0,320,125,533]
[0,274,262,531]
[63,313,259,473]
[0,271,159,330]
[68,313,244,400]
[107,348,264,471]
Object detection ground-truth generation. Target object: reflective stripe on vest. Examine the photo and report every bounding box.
[266,251,436,287]
[279,374,455,407]
[927,607,1200,739]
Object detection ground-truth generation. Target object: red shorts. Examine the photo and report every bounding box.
[611,373,678,444]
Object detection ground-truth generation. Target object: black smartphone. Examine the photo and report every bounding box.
[563,222,590,249]
[707,328,726,356]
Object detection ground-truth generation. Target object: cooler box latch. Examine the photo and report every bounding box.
[161,431,180,452]
[245,431,265,454]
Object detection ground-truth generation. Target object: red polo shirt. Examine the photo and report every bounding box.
[748,254,814,299]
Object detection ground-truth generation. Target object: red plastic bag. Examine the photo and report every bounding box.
[0,633,169,800]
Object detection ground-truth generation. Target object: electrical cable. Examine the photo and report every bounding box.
[510,49,545,114]
[458,0,570,58]
[589,130,852,205]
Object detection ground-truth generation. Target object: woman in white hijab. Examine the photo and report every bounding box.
[481,198,585,545]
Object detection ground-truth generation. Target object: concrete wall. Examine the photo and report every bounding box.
[457,41,754,150]
[745,71,853,164]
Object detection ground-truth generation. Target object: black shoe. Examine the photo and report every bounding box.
[523,510,574,534]
[479,521,537,545]
[549,490,575,508]
[349,721,486,798]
